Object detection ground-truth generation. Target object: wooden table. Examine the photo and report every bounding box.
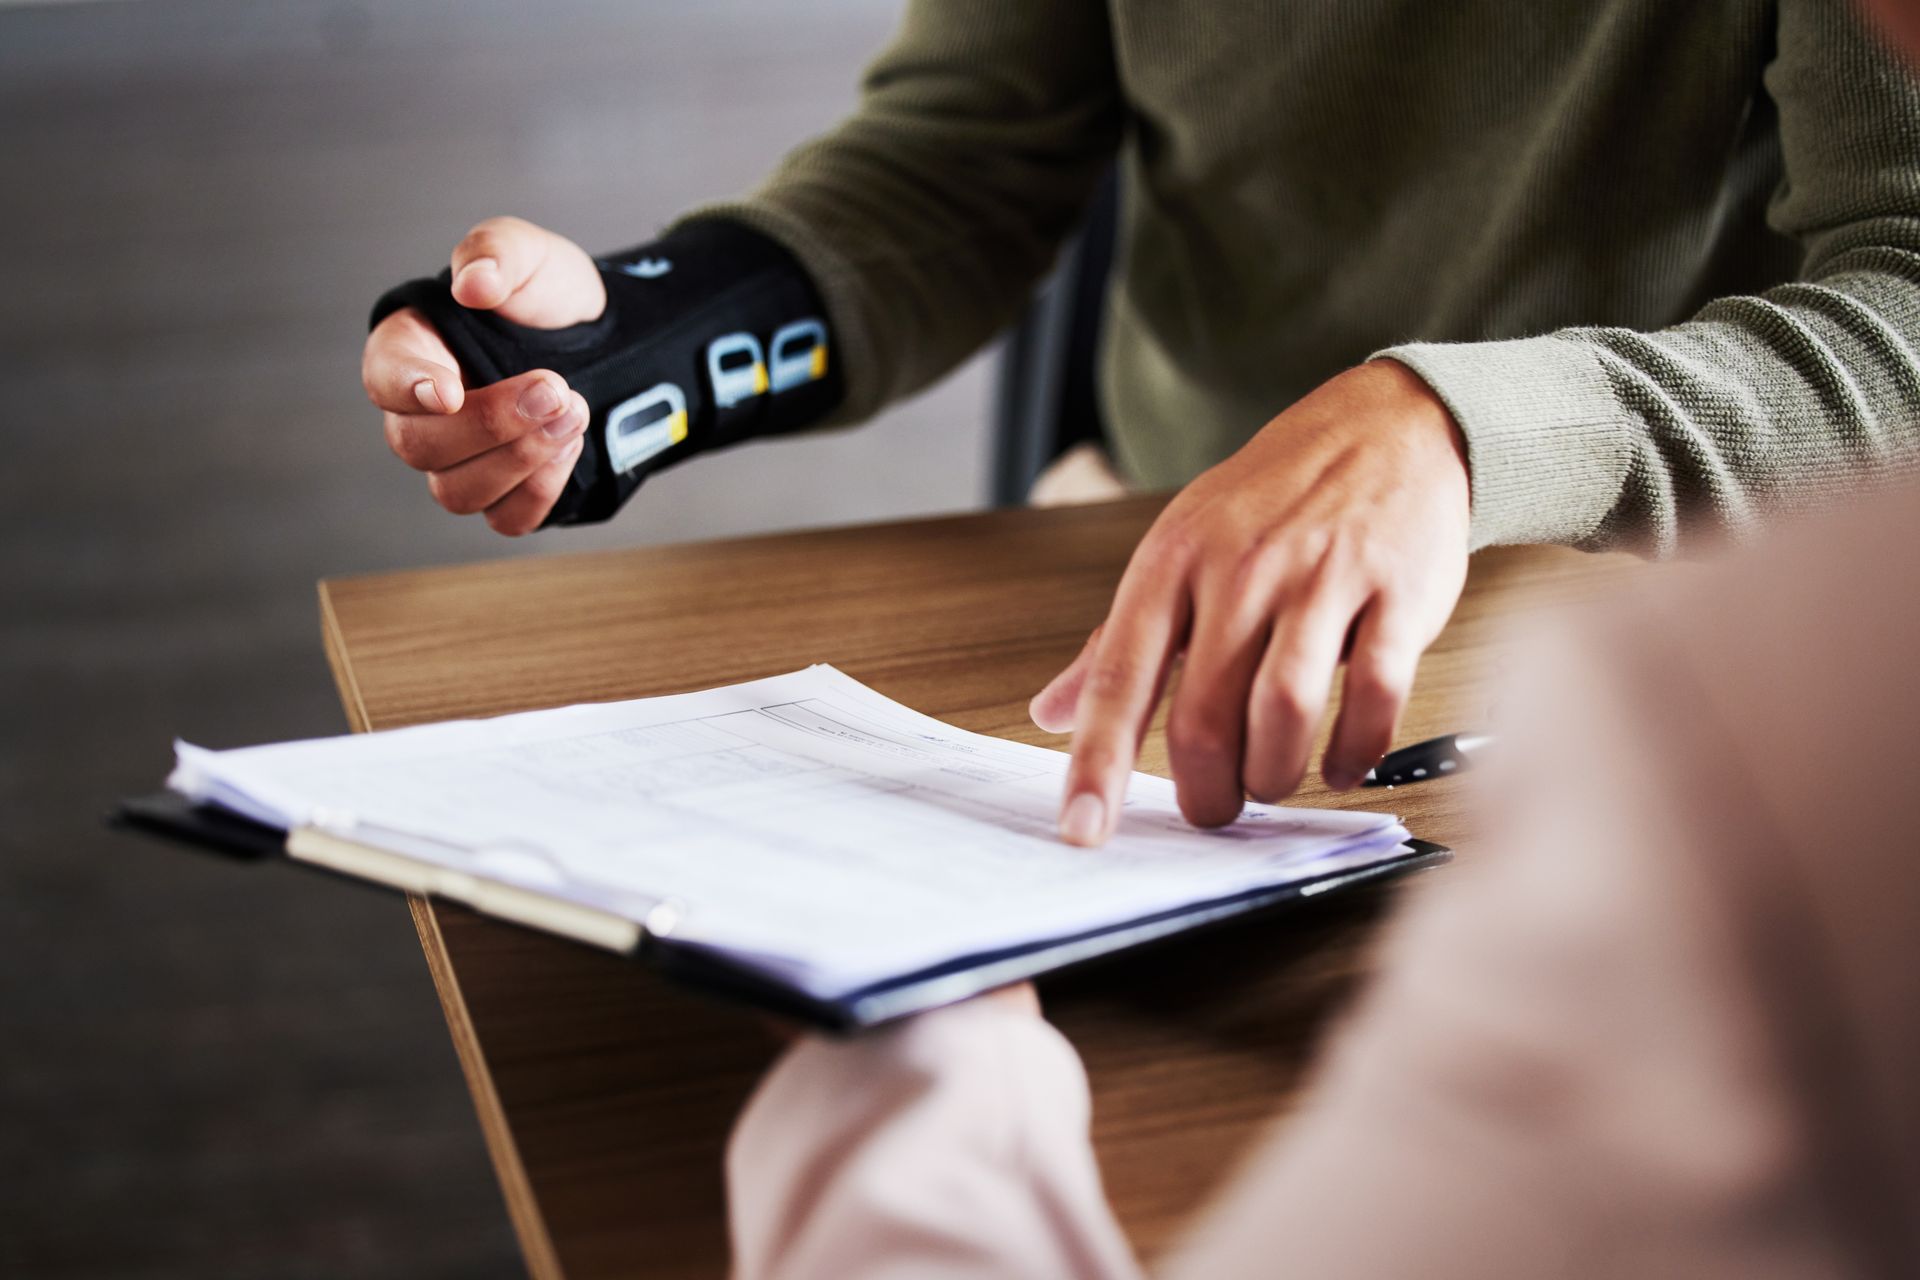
[318,496,1639,1279]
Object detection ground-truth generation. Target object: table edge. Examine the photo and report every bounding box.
[317,579,373,735]
[318,577,564,1280]
[409,897,565,1280]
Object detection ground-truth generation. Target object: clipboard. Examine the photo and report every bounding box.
[112,790,1450,1032]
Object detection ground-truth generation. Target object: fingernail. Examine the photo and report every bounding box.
[518,379,564,421]
[1325,767,1358,792]
[456,256,499,292]
[1060,792,1107,846]
[413,378,446,414]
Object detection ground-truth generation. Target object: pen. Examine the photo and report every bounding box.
[1361,733,1494,787]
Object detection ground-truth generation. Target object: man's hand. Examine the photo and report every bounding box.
[1031,360,1472,845]
[360,217,608,535]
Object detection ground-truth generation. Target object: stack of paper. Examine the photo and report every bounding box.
[170,666,1409,1000]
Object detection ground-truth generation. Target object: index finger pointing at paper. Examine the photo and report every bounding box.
[1056,563,1189,847]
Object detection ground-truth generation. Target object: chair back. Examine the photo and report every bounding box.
[990,170,1119,506]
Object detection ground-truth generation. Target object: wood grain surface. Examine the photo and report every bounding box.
[319,496,1642,1279]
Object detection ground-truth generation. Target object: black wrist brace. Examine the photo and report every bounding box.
[369,219,843,527]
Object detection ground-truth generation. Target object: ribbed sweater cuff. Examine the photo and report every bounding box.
[1376,336,1631,550]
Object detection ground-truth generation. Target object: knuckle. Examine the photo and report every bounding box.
[385,415,433,468]
[1348,653,1413,708]
[1080,660,1136,704]
[504,431,552,470]
[462,215,531,258]
[484,506,529,537]
[383,414,414,462]
[1070,742,1129,782]
[1139,521,1202,574]
[478,392,527,444]
[1223,541,1271,599]
[523,464,565,507]
[1351,540,1400,586]
[427,471,477,515]
[459,220,504,255]
[1166,711,1235,766]
[1253,675,1316,730]
[1299,534,1349,591]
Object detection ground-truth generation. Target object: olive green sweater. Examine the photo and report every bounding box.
[697,0,1920,553]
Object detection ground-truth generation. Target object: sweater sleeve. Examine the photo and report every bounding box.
[1380,0,1920,556]
[679,0,1123,428]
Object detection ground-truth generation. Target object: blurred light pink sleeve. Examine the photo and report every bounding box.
[726,495,1920,1280]
[1163,499,1920,1278]
[727,997,1143,1280]
[1159,626,1846,1279]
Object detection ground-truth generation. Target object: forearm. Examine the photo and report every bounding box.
[686,0,1123,427]
[369,1,1119,530]
[1382,243,1920,555]
[371,219,842,527]
[727,1000,1140,1280]
[1383,2,1920,556]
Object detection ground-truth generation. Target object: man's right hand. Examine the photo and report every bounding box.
[361,217,608,535]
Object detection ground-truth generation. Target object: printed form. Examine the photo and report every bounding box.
[172,666,1407,997]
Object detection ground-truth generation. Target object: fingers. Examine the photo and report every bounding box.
[421,388,589,516]
[450,216,606,328]
[363,308,466,416]
[1322,599,1421,790]
[1058,558,1188,847]
[482,436,584,536]
[1242,589,1356,804]
[1050,544,1427,827]
[1165,582,1269,827]
[386,371,583,473]
[366,218,610,536]
[1029,626,1102,734]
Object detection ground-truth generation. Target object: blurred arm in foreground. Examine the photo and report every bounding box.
[726,486,1920,1280]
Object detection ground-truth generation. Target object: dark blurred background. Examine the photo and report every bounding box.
[0,2,989,1274]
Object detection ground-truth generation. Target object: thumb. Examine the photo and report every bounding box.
[449,216,607,329]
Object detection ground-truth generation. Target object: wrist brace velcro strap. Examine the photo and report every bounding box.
[368,219,843,528]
